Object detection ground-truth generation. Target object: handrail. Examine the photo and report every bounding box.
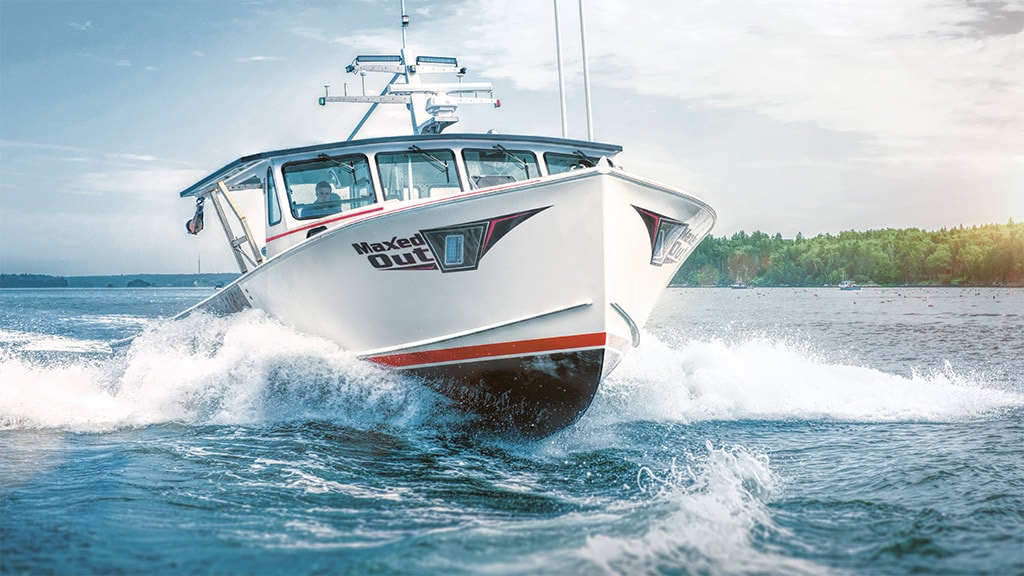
[207,180,264,273]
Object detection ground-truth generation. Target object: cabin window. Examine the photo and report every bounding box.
[282,154,375,220]
[376,148,457,200]
[544,152,599,175]
[463,147,539,189]
[266,167,282,226]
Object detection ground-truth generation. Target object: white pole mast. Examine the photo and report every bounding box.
[553,0,568,138]
[578,0,594,141]
[400,0,419,131]
[400,0,409,53]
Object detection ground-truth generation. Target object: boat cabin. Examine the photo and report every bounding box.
[179,133,622,269]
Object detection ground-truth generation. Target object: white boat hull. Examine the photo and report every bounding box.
[188,165,714,435]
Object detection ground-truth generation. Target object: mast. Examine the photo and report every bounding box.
[553,0,568,138]
[578,0,594,141]
[401,0,409,51]
[400,0,418,131]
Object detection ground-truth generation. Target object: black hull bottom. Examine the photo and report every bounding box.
[405,349,606,438]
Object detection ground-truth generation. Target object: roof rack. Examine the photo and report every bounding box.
[317,7,499,139]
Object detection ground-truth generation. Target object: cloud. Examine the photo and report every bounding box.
[445,0,1024,158]
[0,139,93,154]
[69,20,92,31]
[235,55,284,63]
[115,60,131,67]
[106,153,157,162]
[74,167,207,198]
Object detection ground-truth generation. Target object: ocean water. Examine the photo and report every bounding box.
[1,286,1022,575]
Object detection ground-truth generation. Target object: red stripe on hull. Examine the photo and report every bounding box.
[366,332,608,368]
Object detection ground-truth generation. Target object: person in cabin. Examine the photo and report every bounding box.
[305,180,342,217]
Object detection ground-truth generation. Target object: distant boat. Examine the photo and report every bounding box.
[730,279,749,289]
[839,280,861,291]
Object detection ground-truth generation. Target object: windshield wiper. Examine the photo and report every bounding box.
[408,145,451,181]
[494,144,531,179]
[317,153,356,174]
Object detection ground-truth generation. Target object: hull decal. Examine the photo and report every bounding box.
[352,206,550,272]
[366,332,607,368]
[632,205,697,266]
[266,205,384,242]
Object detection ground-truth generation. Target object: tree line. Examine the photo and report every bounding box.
[0,274,69,288]
[673,221,1024,287]
[0,273,239,288]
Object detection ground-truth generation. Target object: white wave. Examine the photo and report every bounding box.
[0,328,112,354]
[22,335,113,354]
[4,315,1019,434]
[78,314,150,329]
[0,311,441,433]
[589,332,1024,425]
[0,329,33,344]
[577,442,821,575]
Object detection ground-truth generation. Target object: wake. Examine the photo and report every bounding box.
[588,332,1023,426]
[2,314,1020,433]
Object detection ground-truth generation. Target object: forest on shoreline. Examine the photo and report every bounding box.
[673,221,1024,287]
[0,273,239,289]
[3,223,1021,289]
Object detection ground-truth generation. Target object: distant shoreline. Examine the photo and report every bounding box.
[0,273,240,289]
[667,283,1023,288]
[2,273,1017,290]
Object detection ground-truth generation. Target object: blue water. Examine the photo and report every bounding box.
[2,287,1022,575]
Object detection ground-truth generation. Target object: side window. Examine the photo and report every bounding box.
[463,147,539,189]
[282,154,375,220]
[266,167,281,226]
[376,148,458,200]
[544,152,598,175]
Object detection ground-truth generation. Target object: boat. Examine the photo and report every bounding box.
[730,278,749,289]
[839,280,861,291]
[174,7,716,437]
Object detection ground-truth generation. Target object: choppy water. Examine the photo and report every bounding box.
[1,287,1022,575]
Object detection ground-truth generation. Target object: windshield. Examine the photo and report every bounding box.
[376,148,459,200]
[282,154,375,220]
[544,151,598,175]
[463,147,539,189]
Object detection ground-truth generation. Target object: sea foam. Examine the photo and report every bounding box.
[577,442,821,575]
[0,311,439,432]
[2,314,1020,433]
[587,331,1023,426]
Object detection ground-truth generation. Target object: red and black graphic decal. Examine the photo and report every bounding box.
[351,206,549,272]
[633,205,693,266]
[420,206,549,272]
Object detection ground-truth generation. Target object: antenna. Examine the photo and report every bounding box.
[553,0,568,138]
[578,0,594,141]
[401,0,409,52]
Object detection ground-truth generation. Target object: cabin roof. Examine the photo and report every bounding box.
[178,133,622,197]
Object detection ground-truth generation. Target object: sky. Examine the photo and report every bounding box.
[1,0,1022,275]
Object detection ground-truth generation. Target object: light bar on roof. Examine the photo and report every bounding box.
[355,55,403,63]
[416,56,458,66]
